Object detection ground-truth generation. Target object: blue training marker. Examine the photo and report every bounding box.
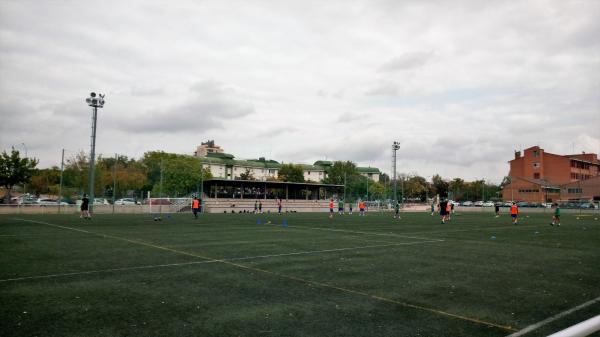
[257,218,261,225]
[281,219,288,228]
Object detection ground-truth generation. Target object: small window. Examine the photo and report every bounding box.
[533,173,540,179]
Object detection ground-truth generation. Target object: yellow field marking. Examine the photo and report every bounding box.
[14,218,516,333]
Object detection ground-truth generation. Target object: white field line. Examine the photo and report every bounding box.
[3,218,442,283]
[0,233,90,237]
[0,260,217,282]
[11,218,514,332]
[267,223,444,242]
[505,296,600,337]
[402,224,546,236]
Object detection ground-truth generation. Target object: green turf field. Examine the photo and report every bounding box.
[1,211,599,337]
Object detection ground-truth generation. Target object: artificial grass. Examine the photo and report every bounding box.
[0,211,598,337]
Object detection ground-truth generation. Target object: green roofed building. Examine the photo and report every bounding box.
[195,142,380,182]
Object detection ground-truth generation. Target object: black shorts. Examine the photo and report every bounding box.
[440,210,447,216]
[81,205,88,211]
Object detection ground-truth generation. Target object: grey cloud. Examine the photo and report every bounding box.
[378,51,433,73]
[131,86,165,96]
[336,112,361,123]
[114,81,254,133]
[364,81,398,96]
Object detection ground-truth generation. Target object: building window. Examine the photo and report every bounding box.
[567,188,582,194]
[533,173,540,179]
[533,150,539,157]
[518,189,540,193]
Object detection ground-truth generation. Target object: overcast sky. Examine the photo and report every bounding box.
[1,0,599,183]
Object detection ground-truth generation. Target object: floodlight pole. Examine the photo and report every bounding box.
[85,92,105,214]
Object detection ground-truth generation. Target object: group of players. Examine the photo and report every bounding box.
[328,199,367,218]
[79,194,562,226]
[428,198,561,226]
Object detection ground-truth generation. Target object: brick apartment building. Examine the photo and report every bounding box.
[502,146,600,203]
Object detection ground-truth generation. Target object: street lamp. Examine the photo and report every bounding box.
[85,92,105,213]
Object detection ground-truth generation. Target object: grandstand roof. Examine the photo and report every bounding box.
[205,178,343,187]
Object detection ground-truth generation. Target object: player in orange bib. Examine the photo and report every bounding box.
[359,200,365,216]
[510,202,518,224]
[192,197,200,218]
[329,199,334,218]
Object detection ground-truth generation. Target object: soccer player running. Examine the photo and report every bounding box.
[439,199,448,224]
[192,197,200,218]
[349,200,353,214]
[254,200,258,214]
[446,201,452,221]
[495,203,500,217]
[359,199,365,216]
[338,199,344,215]
[510,202,519,225]
[258,201,263,214]
[329,199,334,218]
[394,200,401,219]
[550,203,560,226]
[80,194,91,219]
[277,198,282,215]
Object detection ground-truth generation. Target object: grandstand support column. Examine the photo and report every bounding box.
[264,183,267,199]
[286,185,289,200]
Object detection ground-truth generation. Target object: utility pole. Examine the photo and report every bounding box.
[112,153,117,214]
[392,141,400,204]
[159,157,164,216]
[58,149,64,213]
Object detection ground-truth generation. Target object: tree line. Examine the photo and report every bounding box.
[1,148,502,202]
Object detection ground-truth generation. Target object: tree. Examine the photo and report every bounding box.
[139,152,213,197]
[323,161,357,185]
[29,167,61,195]
[278,164,305,182]
[239,168,255,181]
[405,175,428,201]
[0,148,38,202]
[431,174,449,198]
[96,155,147,199]
[448,178,466,201]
